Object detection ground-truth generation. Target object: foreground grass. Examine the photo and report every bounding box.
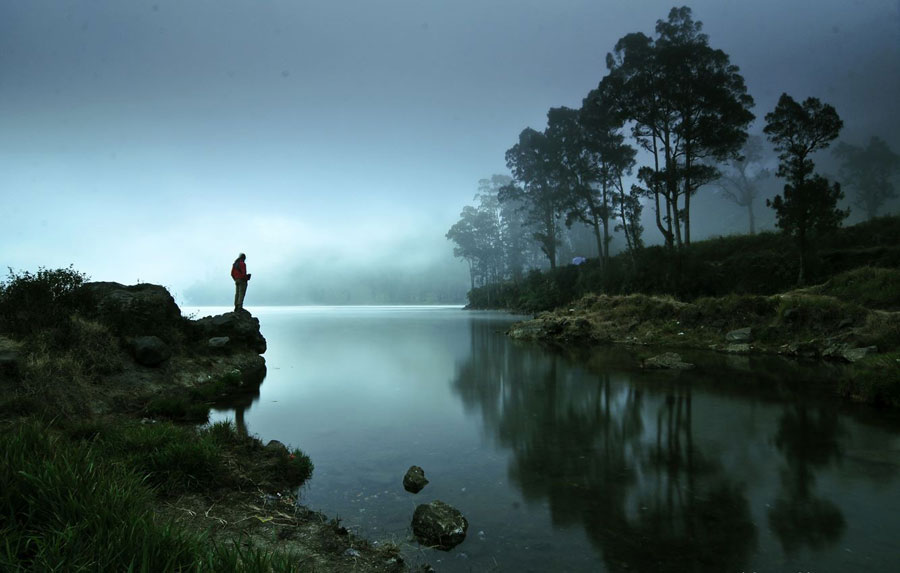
[0,419,312,571]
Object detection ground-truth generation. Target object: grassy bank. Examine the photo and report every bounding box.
[507,267,900,407]
[469,216,900,313]
[0,268,410,572]
[0,419,312,572]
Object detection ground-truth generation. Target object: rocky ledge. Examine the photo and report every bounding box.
[506,291,896,364]
[75,282,269,412]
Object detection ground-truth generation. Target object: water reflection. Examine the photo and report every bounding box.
[769,401,845,553]
[453,320,762,570]
[206,307,900,572]
[212,366,264,437]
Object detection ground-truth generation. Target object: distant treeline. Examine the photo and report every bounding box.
[447,6,899,302]
[468,216,900,312]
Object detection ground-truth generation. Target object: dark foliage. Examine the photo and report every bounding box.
[0,266,91,336]
[468,216,900,312]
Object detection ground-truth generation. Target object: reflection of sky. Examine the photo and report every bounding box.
[208,307,900,572]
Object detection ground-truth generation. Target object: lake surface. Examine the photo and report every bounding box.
[195,306,900,572]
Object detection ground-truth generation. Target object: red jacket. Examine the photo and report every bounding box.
[231,260,248,280]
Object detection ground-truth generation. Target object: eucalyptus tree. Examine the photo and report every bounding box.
[601,6,754,249]
[764,93,847,284]
[501,128,568,269]
[833,136,899,220]
[446,203,501,289]
[715,135,771,234]
[475,174,536,281]
[580,91,640,266]
[544,106,608,267]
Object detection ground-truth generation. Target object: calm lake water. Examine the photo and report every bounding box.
[193,306,900,572]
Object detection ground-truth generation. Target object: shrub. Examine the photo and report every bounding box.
[812,267,900,310]
[0,266,90,336]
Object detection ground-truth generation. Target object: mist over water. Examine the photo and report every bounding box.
[208,307,900,572]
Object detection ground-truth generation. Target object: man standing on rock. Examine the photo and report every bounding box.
[231,253,251,311]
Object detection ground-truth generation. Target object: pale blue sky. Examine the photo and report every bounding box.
[1,0,898,303]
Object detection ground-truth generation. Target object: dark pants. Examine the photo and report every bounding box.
[234,279,248,310]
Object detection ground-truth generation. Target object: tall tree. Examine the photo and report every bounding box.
[501,128,568,269]
[833,136,900,220]
[544,107,607,266]
[476,174,537,281]
[446,204,499,290]
[764,93,848,284]
[578,93,640,268]
[602,6,754,248]
[715,135,771,234]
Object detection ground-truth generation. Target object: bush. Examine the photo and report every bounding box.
[0,266,90,336]
[812,267,900,311]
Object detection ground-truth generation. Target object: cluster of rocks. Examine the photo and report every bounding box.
[82,282,267,371]
[401,465,468,551]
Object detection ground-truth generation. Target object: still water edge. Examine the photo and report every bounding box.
[190,306,900,573]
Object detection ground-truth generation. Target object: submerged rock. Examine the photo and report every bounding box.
[403,465,429,493]
[412,500,468,550]
[643,352,694,370]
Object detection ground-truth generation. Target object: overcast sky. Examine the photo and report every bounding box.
[2,0,898,304]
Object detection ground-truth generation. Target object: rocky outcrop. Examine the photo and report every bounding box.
[403,465,429,493]
[194,310,267,354]
[412,500,468,550]
[83,282,183,333]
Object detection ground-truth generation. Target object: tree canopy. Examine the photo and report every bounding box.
[834,136,900,220]
[764,93,847,284]
[601,6,754,248]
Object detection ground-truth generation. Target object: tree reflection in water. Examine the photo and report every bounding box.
[768,401,845,553]
[452,321,757,571]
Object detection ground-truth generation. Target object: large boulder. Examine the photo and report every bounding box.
[412,500,468,550]
[131,335,171,367]
[193,310,267,354]
[83,282,181,321]
[403,465,429,493]
[82,282,184,339]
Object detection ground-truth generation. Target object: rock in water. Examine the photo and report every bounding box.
[643,352,694,370]
[412,500,468,550]
[403,465,429,493]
